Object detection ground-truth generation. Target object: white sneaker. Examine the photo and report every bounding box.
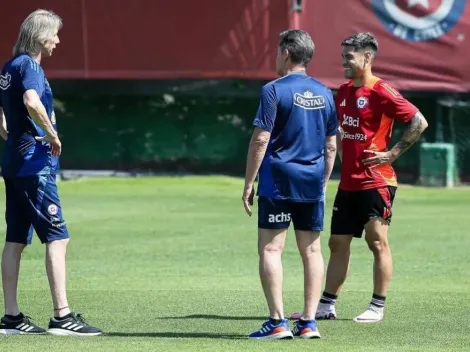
[315,303,337,320]
[352,305,384,323]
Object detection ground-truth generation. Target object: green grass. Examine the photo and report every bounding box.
[0,176,469,351]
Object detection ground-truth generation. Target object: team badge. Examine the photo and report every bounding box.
[0,73,11,90]
[48,204,58,215]
[372,0,466,42]
[356,96,368,109]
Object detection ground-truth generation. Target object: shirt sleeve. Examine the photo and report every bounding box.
[325,89,339,136]
[253,83,277,133]
[377,81,418,123]
[20,59,44,96]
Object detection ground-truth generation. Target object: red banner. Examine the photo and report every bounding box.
[0,0,291,79]
[1,0,469,92]
[298,0,470,92]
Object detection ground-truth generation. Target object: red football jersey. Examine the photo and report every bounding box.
[335,76,418,191]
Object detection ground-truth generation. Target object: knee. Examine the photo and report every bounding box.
[366,237,389,255]
[328,237,350,255]
[3,242,27,255]
[298,240,321,260]
[259,241,285,257]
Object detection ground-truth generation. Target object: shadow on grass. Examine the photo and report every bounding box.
[106,332,246,339]
[162,314,266,321]
[161,314,351,322]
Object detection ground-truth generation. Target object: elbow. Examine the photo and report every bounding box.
[23,92,40,111]
[326,143,337,152]
[421,118,429,132]
[325,145,337,159]
[23,95,35,111]
[251,138,269,150]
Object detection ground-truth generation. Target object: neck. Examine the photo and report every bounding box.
[285,66,306,75]
[30,52,42,64]
[352,69,373,87]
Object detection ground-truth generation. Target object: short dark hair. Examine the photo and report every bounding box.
[279,29,314,66]
[341,32,378,57]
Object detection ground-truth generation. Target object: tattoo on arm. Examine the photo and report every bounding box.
[391,111,428,158]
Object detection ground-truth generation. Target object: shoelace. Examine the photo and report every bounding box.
[73,313,89,326]
[22,316,36,324]
[367,305,382,314]
[258,321,271,333]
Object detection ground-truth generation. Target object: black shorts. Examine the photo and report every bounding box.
[330,186,396,238]
[258,197,325,231]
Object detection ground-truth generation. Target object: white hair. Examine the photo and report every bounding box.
[13,9,62,56]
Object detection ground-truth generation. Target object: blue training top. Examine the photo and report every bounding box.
[0,53,59,177]
[253,71,338,202]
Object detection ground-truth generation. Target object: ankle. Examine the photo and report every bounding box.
[370,293,386,308]
[5,312,23,320]
[319,291,338,306]
[300,316,314,322]
[54,305,71,318]
[5,309,21,317]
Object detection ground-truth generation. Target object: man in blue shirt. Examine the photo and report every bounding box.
[243,29,338,339]
[0,9,101,336]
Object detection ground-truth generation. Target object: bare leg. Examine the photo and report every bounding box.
[364,218,392,298]
[46,239,71,318]
[324,235,353,296]
[295,230,323,319]
[353,218,391,323]
[2,242,27,316]
[258,228,288,319]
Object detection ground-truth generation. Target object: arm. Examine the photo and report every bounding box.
[244,127,271,187]
[242,84,276,216]
[23,90,57,139]
[389,111,428,160]
[336,127,343,162]
[363,82,428,167]
[379,82,428,160]
[324,90,339,189]
[20,60,61,156]
[323,134,337,190]
[0,107,7,141]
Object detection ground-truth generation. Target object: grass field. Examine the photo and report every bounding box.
[0,176,469,351]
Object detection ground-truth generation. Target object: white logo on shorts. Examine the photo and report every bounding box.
[47,204,58,215]
[268,212,291,223]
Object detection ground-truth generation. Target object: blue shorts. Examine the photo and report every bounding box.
[4,174,69,245]
[258,196,324,231]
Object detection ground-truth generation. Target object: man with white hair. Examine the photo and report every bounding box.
[0,9,102,336]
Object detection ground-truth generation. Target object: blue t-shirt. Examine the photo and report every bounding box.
[254,72,338,202]
[0,53,59,177]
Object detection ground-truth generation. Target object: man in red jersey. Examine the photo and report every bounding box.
[315,32,428,323]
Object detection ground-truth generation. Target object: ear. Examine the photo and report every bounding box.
[282,48,290,62]
[364,51,373,65]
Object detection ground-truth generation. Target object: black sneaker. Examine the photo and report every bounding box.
[0,314,46,335]
[48,312,103,336]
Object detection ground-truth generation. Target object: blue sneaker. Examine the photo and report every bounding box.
[291,319,321,339]
[249,318,294,339]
